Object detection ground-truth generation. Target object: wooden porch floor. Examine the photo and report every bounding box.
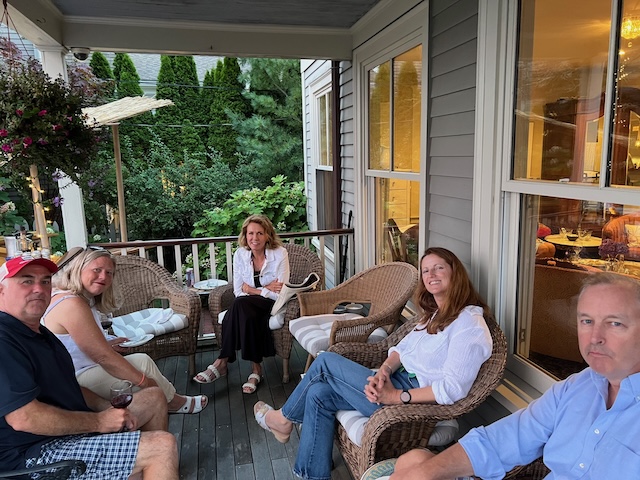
[156,338,353,480]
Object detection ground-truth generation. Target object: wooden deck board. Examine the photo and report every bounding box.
[158,337,353,480]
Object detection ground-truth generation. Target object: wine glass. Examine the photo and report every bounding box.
[110,380,133,409]
[100,312,113,332]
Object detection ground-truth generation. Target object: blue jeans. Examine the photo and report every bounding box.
[281,352,418,480]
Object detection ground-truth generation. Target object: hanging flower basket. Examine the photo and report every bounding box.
[0,38,98,186]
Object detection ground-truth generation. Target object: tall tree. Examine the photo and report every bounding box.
[231,58,303,187]
[207,57,251,167]
[111,53,150,163]
[155,55,180,156]
[89,52,115,98]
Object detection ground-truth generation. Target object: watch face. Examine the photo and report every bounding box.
[400,391,411,403]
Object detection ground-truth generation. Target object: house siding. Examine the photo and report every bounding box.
[427,0,479,269]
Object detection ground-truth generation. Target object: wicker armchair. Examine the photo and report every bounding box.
[296,262,419,348]
[112,255,202,376]
[0,460,86,479]
[329,315,507,480]
[501,458,550,480]
[210,243,324,383]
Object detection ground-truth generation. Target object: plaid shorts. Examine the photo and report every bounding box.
[25,431,140,479]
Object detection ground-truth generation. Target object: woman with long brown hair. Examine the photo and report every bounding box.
[252,247,493,480]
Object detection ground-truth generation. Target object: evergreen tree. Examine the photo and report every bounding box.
[207,57,251,167]
[231,58,303,187]
[89,52,115,98]
[181,119,205,155]
[111,53,150,163]
[154,55,180,154]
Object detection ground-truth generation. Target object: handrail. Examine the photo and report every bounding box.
[90,228,355,290]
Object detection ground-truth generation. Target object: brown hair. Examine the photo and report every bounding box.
[415,247,492,334]
[238,214,283,250]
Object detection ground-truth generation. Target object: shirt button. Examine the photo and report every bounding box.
[594,429,600,434]
[579,463,585,469]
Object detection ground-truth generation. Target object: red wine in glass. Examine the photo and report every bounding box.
[111,393,133,408]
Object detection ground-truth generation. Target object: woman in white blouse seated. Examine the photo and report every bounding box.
[253,247,493,480]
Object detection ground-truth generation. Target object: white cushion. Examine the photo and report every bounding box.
[112,308,188,338]
[625,224,640,246]
[217,309,286,330]
[336,410,458,448]
[289,313,389,356]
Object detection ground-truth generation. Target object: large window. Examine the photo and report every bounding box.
[368,45,422,266]
[510,0,640,380]
[312,78,335,239]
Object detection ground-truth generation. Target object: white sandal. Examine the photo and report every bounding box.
[193,364,226,384]
[171,395,208,414]
[242,373,262,394]
[253,401,290,443]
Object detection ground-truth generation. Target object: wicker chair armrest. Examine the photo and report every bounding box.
[328,341,388,368]
[359,403,461,452]
[328,311,398,345]
[0,460,87,479]
[161,285,200,317]
[208,284,235,317]
[297,289,348,316]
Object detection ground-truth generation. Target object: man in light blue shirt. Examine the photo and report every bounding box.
[391,272,640,479]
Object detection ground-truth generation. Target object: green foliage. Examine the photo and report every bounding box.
[192,174,307,237]
[123,133,237,240]
[207,57,251,167]
[0,177,26,235]
[230,58,303,187]
[113,53,143,98]
[89,52,115,98]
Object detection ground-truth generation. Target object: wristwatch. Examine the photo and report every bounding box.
[400,390,412,404]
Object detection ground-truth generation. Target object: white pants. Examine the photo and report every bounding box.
[76,353,177,402]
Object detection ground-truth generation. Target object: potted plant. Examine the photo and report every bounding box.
[0,38,99,249]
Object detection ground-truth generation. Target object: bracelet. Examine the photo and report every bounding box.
[381,363,393,373]
[136,373,145,387]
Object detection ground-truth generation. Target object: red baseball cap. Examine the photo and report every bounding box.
[0,256,58,282]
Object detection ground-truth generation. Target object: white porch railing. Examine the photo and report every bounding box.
[90,228,355,289]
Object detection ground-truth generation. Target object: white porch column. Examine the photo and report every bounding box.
[37,46,88,249]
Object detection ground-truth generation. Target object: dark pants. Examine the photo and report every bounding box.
[218,295,276,363]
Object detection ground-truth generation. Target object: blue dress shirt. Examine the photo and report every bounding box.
[460,368,640,479]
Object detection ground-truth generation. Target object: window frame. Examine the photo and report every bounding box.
[353,8,427,269]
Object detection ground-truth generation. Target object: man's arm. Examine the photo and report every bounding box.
[391,444,474,480]
[5,398,133,435]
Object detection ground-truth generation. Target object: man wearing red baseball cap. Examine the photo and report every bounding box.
[0,256,178,478]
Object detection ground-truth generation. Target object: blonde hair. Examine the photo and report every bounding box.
[238,214,283,250]
[53,248,118,312]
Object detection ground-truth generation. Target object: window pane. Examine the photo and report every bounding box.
[513,1,611,184]
[319,95,329,166]
[369,61,391,170]
[374,178,420,266]
[610,1,640,186]
[393,45,422,173]
[517,194,640,380]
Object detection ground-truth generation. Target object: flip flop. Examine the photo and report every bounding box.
[253,401,290,443]
[242,373,262,394]
[193,364,226,384]
[171,395,209,414]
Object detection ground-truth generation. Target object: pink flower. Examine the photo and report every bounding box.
[0,130,7,137]
[23,137,32,146]
[1,144,13,153]
[52,124,63,131]
[38,110,47,116]
[12,138,21,145]
[15,109,23,116]
[37,138,48,146]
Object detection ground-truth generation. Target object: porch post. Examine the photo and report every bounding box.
[37,46,88,249]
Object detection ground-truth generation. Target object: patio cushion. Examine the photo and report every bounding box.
[336,410,458,448]
[289,313,389,357]
[112,308,188,338]
[217,309,286,330]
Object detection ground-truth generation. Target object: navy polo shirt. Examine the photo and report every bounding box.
[0,311,90,471]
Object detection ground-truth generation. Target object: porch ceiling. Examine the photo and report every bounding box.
[7,0,389,59]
